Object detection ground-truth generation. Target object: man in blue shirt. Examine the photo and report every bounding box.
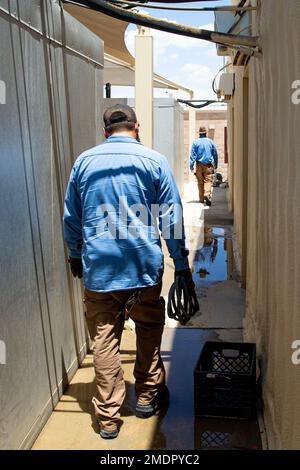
[64,104,195,439]
[189,126,218,206]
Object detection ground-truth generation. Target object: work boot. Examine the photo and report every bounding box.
[204,196,211,207]
[135,386,170,419]
[100,428,119,440]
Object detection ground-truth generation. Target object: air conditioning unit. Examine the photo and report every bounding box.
[218,73,235,100]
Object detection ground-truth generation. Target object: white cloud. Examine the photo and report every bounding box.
[171,63,216,100]
[125,23,215,58]
[123,16,221,101]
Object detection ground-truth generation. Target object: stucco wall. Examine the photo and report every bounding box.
[230,0,300,449]
[231,68,249,285]
[0,0,103,449]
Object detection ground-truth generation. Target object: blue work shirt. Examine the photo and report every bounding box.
[63,135,189,292]
[190,136,218,171]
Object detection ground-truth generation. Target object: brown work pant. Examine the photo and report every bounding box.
[83,283,166,431]
[195,162,214,201]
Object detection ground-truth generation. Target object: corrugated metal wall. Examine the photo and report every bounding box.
[229,0,300,449]
[0,0,103,449]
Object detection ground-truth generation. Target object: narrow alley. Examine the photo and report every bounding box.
[1,0,300,459]
[32,186,262,450]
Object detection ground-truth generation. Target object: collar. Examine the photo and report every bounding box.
[105,135,141,144]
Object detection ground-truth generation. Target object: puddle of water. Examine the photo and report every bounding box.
[192,226,233,282]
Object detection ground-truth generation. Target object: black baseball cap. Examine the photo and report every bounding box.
[103,104,137,132]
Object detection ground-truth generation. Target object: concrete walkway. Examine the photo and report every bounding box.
[33,187,262,450]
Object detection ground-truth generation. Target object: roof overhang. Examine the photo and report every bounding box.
[104,54,191,91]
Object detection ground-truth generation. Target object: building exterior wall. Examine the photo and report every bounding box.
[230,68,249,286]
[0,0,103,449]
[184,109,228,183]
[227,0,300,449]
[227,103,234,212]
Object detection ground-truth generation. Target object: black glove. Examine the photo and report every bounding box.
[174,268,195,291]
[68,257,83,279]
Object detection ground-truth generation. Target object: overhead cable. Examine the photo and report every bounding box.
[62,0,259,51]
[112,1,256,12]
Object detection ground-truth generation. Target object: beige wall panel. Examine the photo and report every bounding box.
[231,67,248,281]
[239,0,300,450]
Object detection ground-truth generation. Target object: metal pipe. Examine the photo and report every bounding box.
[137,0,224,2]
[126,0,224,2]
[112,1,257,12]
[62,0,259,49]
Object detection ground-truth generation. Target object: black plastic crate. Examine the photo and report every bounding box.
[194,341,256,420]
[194,418,262,450]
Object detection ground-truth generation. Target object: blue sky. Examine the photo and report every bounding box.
[113,1,229,101]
